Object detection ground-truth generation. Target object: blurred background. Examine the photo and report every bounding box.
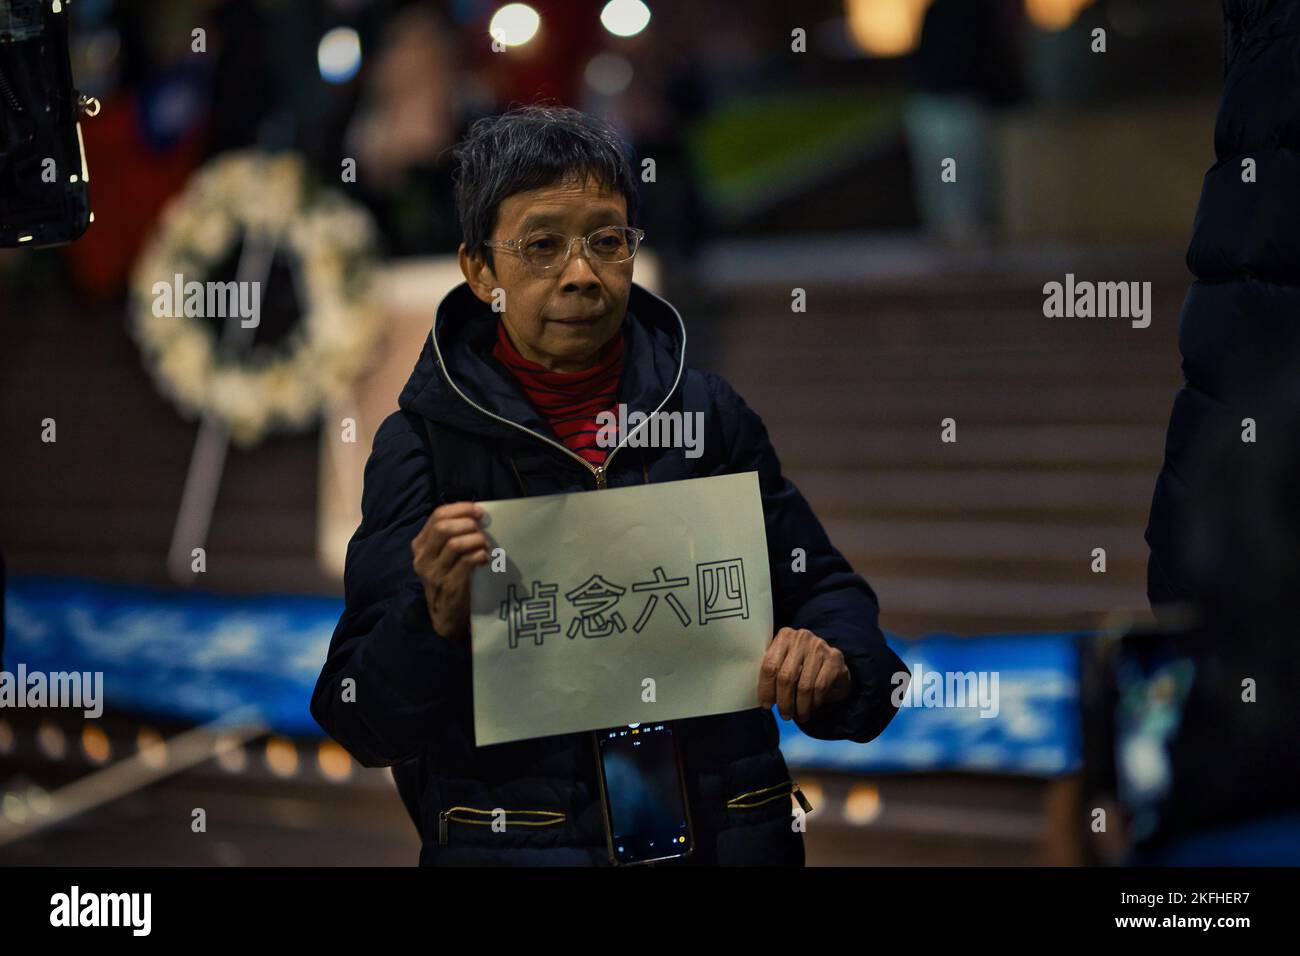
[0,0,1236,865]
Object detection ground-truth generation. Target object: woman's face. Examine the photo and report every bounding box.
[460,174,633,372]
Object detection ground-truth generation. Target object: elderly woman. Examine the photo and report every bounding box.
[311,105,905,866]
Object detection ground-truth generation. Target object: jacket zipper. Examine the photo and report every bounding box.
[437,806,567,846]
[432,297,687,847]
[430,293,688,491]
[725,779,813,814]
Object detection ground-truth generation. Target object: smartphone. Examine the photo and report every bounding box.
[592,722,694,866]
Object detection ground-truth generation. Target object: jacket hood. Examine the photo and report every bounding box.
[398,280,687,445]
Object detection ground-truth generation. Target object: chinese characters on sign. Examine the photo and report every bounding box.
[470,471,772,746]
[499,559,749,648]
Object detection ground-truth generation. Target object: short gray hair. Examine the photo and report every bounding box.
[451,104,640,271]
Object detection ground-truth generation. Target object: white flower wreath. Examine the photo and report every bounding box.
[129,150,384,448]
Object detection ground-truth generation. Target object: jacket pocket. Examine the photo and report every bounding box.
[436,805,568,846]
[724,779,813,814]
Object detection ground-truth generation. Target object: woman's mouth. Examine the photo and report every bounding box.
[550,315,601,326]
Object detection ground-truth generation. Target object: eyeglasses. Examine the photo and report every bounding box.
[482,225,645,274]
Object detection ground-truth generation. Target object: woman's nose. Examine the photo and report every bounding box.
[559,247,601,287]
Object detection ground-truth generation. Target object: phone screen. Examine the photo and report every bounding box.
[594,722,692,865]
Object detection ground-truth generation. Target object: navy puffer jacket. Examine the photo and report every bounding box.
[310,280,905,865]
[1132,0,1300,858]
[1146,0,1300,607]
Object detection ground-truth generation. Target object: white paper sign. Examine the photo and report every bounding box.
[469,471,773,746]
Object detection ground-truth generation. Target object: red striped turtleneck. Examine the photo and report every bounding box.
[491,320,625,468]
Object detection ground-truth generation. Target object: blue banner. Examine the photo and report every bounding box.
[4,576,1082,774]
[779,633,1081,775]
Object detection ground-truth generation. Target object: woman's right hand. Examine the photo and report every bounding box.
[410,501,489,640]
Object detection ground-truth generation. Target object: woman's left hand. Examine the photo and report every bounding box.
[757,627,852,721]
